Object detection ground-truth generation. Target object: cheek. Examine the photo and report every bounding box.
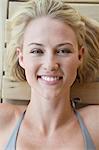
[63,56,79,72]
[68,61,78,73]
[23,58,38,79]
[23,56,38,71]
[62,56,79,83]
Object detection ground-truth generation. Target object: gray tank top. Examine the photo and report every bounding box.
[5,110,96,150]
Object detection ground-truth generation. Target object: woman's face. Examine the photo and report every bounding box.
[18,17,83,99]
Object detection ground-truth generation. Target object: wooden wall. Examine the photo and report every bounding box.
[1,0,99,105]
[0,0,8,102]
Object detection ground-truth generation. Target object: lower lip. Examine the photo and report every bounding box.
[38,77,62,85]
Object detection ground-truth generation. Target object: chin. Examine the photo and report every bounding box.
[41,89,62,101]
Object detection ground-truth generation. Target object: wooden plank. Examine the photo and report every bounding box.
[71,4,99,21]
[0,0,3,99]
[8,2,99,20]
[2,77,31,100]
[9,0,28,2]
[63,0,99,3]
[5,2,99,43]
[0,0,8,101]
[71,82,99,104]
[9,0,99,3]
[2,77,99,104]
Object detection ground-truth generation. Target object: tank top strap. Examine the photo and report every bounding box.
[75,110,96,150]
[5,111,26,150]
[5,109,96,150]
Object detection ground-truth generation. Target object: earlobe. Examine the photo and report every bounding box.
[16,47,25,69]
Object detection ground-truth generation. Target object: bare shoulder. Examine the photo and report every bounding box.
[0,103,27,148]
[79,105,99,121]
[0,103,26,128]
[78,105,99,148]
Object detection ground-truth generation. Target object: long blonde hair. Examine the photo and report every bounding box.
[7,0,99,83]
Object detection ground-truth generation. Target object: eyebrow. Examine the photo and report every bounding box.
[55,43,73,48]
[28,43,43,47]
[28,42,74,47]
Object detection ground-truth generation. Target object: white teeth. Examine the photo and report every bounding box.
[41,76,60,81]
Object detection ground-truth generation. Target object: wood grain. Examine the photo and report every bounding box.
[2,77,99,104]
[0,0,8,100]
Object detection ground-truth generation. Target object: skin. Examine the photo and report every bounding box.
[0,17,99,150]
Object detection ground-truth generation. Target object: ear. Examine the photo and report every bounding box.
[78,46,85,65]
[16,47,25,69]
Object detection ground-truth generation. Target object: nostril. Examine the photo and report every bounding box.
[43,63,60,71]
[37,75,41,79]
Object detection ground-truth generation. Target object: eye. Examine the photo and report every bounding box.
[30,48,44,55]
[56,48,72,56]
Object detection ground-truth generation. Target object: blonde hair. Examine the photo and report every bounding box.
[7,0,99,83]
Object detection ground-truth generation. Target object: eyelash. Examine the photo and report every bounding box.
[57,49,72,55]
[30,49,44,54]
[30,48,72,56]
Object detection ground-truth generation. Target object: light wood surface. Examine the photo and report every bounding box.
[8,2,99,20]
[8,0,99,2]
[64,0,99,2]
[2,77,99,104]
[0,0,8,100]
[71,82,99,104]
[0,0,3,99]
[6,2,99,44]
[2,77,31,100]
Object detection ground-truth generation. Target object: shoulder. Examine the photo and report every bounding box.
[79,104,99,117]
[0,103,26,129]
[0,103,27,148]
[78,105,99,148]
[79,105,99,122]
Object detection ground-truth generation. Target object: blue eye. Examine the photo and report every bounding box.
[30,49,44,55]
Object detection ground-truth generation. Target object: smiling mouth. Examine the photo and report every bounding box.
[37,75,63,82]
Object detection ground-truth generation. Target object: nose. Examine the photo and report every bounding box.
[44,63,60,72]
[43,55,60,72]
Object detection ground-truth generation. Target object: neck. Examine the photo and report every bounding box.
[25,88,74,136]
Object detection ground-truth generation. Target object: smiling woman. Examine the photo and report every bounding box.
[0,0,99,149]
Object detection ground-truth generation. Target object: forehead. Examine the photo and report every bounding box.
[23,17,78,47]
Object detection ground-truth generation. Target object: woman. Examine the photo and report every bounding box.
[0,0,99,149]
